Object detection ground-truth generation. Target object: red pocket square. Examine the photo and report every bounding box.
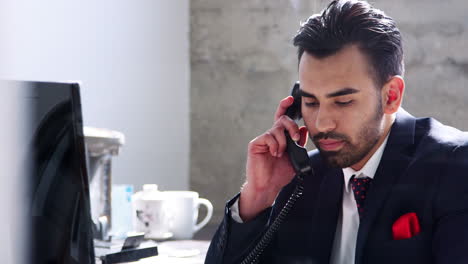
[392,212,421,240]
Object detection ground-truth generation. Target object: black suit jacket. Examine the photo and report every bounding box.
[205,109,468,264]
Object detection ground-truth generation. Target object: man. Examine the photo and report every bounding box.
[205,1,468,263]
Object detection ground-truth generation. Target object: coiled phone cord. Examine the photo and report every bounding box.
[240,173,305,264]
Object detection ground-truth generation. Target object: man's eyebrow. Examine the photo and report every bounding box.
[298,87,360,98]
[326,87,360,98]
[297,89,316,98]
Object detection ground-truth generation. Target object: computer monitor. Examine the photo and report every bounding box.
[5,80,95,264]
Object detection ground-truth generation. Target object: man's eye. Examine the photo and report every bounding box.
[305,102,319,107]
[336,100,353,106]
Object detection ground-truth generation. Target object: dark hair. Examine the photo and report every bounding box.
[293,0,404,88]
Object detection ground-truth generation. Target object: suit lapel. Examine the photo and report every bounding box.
[310,166,343,263]
[355,109,416,264]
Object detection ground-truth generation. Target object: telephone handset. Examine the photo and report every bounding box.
[240,82,314,264]
[285,82,313,175]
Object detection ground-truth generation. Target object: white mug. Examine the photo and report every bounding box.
[164,191,213,239]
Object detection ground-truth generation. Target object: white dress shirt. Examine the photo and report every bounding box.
[230,134,389,263]
[330,134,389,264]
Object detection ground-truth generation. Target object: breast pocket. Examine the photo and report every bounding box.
[364,232,432,264]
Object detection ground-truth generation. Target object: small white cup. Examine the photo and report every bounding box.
[132,195,172,239]
[164,191,213,240]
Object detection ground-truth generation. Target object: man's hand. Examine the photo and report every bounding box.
[239,96,308,222]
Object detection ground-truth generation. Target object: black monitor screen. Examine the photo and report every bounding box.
[8,80,95,264]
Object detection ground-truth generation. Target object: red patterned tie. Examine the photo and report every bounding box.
[350,175,372,218]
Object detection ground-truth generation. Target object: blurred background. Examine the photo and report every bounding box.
[0,1,467,252]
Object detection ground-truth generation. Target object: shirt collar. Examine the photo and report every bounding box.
[343,133,390,193]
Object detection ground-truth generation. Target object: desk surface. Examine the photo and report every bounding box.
[119,240,210,264]
[96,224,217,263]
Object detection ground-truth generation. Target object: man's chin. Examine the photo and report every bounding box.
[318,150,343,168]
[318,150,354,168]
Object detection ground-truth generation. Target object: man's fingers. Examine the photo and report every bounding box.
[250,96,302,158]
[277,115,300,141]
[298,126,309,147]
[270,116,300,157]
[249,132,279,157]
[274,96,294,121]
[264,132,279,157]
[269,127,287,157]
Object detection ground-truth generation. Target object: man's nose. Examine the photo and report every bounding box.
[315,108,337,133]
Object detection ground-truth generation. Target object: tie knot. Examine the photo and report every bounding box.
[350,175,372,218]
[350,175,372,186]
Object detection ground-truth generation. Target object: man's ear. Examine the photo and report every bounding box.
[382,75,405,114]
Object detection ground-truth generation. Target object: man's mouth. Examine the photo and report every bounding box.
[318,139,345,151]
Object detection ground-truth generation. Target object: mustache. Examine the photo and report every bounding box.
[312,132,349,142]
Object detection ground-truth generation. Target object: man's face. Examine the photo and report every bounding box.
[299,45,385,169]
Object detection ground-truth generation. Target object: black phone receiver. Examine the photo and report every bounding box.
[240,82,311,264]
[285,82,312,175]
[240,82,312,264]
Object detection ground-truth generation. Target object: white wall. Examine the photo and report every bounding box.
[0,0,190,192]
[0,87,26,263]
